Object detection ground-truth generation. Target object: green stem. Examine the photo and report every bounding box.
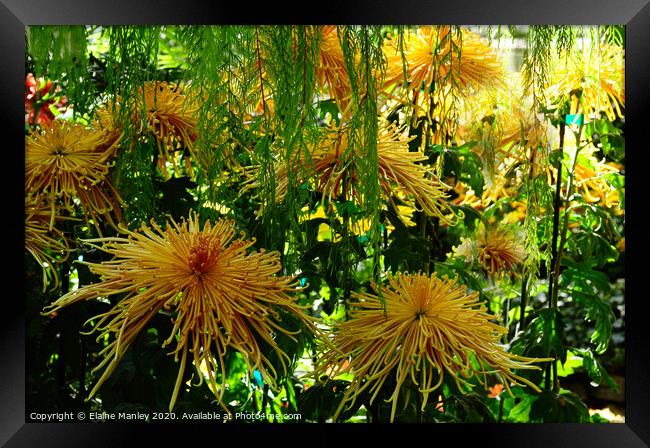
[545,112,584,392]
[550,121,584,394]
[545,120,565,391]
[547,122,565,306]
[551,122,585,307]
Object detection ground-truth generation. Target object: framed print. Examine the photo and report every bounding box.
[2,0,649,445]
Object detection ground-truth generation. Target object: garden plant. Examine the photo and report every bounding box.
[25,25,625,423]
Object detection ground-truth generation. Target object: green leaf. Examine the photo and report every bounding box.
[530,390,589,423]
[297,380,361,422]
[580,349,619,391]
[453,204,487,231]
[508,395,535,422]
[586,118,624,161]
[430,143,484,194]
[560,266,615,354]
[511,308,567,364]
[590,412,610,423]
[556,351,584,378]
[383,228,430,274]
[449,394,496,423]
[334,200,363,218]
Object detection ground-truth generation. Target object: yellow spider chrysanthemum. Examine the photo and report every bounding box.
[573,159,622,209]
[383,26,504,97]
[43,212,319,413]
[96,82,200,177]
[91,103,125,151]
[453,174,517,211]
[25,119,124,234]
[453,225,526,276]
[546,149,623,211]
[381,26,505,146]
[458,80,552,176]
[546,44,624,121]
[315,25,352,113]
[25,194,70,291]
[244,120,459,225]
[316,272,550,422]
[137,81,198,176]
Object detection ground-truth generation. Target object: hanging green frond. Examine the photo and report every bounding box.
[26,25,94,115]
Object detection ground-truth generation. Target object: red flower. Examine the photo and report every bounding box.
[25,73,67,127]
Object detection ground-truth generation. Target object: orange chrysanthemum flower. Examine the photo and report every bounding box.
[92,103,126,150]
[139,81,198,162]
[25,119,124,234]
[316,272,550,422]
[315,25,352,112]
[102,81,199,177]
[453,225,526,276]
[546,44,624,121]
[25,194,70,291]
[244,121,459,225]
[135,81,200,178]
[382,26,504,97]
[43,212,319,413]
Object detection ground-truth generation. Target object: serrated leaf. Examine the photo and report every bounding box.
[560,266,615,353]
[511,308,567,364]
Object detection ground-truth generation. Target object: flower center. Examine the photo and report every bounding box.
[412,287,431,318]
[188,235,220,274]
[50,146,67,157]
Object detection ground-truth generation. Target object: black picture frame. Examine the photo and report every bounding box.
[3,1,648,445]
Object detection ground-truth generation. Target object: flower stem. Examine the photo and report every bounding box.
[545,120,565,391]
[547,122,565,306]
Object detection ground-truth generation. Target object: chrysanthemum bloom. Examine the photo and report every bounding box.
[382,26,504,98]
[453,225,526,276]
[545,44,624,121]
[25,119,124,234]
[573,159,622,209]
[315,272,550,422]
[315,25,353,113]
[380,26,505,146]
[457,80,552,176]
[131,81,199,177]
[573,150,622,209]
[545,148,623,212]
[452,173,520,213]
[92,103,127,150]
[43,212,320,412]
[25,193,70,291]
[244,121,459,225]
